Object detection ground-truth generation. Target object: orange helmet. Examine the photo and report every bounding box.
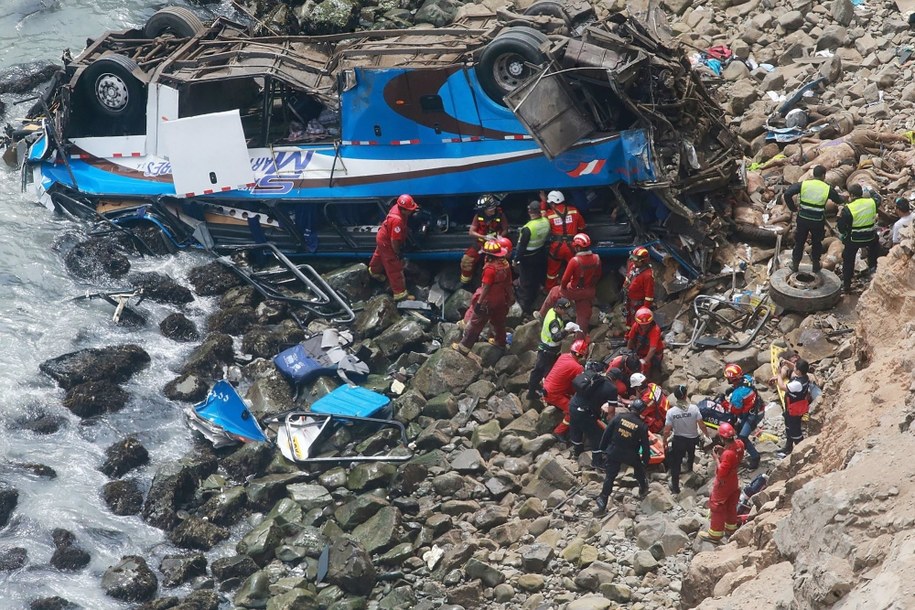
[570,337,590,356]
[631,246,649,260]
[717,422,737,439]
[635,307,653,325]
[497,236,513,255]
[396,194,419,211]
[572,233,591,249]
[724,363,743,382]
[482,240,506,257]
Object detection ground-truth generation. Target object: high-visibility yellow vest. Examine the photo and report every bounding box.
[847,197,877,242]
[540,307,561,348]
[524,217,549,252]
[798,179,829,221]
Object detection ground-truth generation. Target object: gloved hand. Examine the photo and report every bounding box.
[473,301,489,315]
[715,393,726,404]
[564,321,581,333]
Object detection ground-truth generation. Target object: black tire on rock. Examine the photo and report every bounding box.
[78,54,146,120]
[144,7,205,38]
[769,265,842,312]
[476,26,549,105]
[523,0,571,28]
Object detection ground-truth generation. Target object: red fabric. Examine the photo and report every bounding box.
[623,262,654,325]
[709,440,745,534]
[543,353,583,396]
[470,209,508,242]
[378,205,408,246]
[539,285,592,330]
[639,383,669,433]
[709,486,740,535]
[561,252,602,290]
[369,205,409,294]
[545,204,586,237]
[787,396,810,416]
[459,260,513,348]
[546,242,574,290]
[625,322,664,359]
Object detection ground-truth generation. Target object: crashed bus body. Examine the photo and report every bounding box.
[9,6,740,269]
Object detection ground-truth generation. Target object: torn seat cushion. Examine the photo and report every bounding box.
[273,344,328,384]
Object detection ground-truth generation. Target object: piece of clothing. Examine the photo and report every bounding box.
[569,383,609,453]
[784,179,843,222]
[460,208,509,280]
[665,402,704,439]
[626,322,665,360]
[639,383,669,434]
[785,374,811,417]
[546,241,575,291]
[543,352,584,435]
[667,435,699,491]
[782,412,804,454]
[736,413,761,460]
[838,198,877,243]
[600,456,648,499]
[369,205,410,295]
[723,377,760,417]
[841,237,879,290]
[707,439,745,538]
[793,216,826,270]
[515,216,550,258]
[540,285,593,331]
[544,204,585,290]
[516,247,547,314]
[623,262,655,326]
[539,306,565,349]
[892,213,914,245]
[544,250,601,330]
[528,349,560,394]
[599,411,651,465]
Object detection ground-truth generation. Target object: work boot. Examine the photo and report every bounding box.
[789,260,799,273]
[369,270,387,282]
[812,261,822,274]
[451,343,470,356]
[668,480,680,495]
[747,455,761,470]
[591,452,606,469]
[594,494,609,515]
[638,484,649,499]
[697,530,723,545]
[393,291,414,302]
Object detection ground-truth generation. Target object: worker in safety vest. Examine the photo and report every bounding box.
[542,190,586,291]
[514,200,550,315]
[526,298,577,400]
[783,165,845,273]
[622,246,654,327]
[453,240,514,353]
[539,232,601,332]
[543,337,589,439]
[368,194,419,301]
[460,194,508,285]
[837,183,879,293]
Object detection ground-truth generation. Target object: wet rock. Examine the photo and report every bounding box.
[443,289,472,322]
[12,462,56,479]
[0,547,27,571]
[0,61,60,94]
[142,461,200,530]
[376,318,427,358]
[413,347,482,398]
[187,262,243,296]
[129,272,194,305]
[102,555,158,602]
[64,236,131,280]
[221,443,274,482]
[237,517,284,566]
[355,294,400,339]
[199,486,248,526]
[49,529,90,571]
[221,285,259,309]
[169,515,230,551]
[62,381,129,418]
[102,479,144,516]
[159,553,207,588]
[181,333,234,378]
[163,374,209,402]
[0,483,18,528]
[241,324,304,359]
[352,506,401,554]
[101,437,149,478]
[245,472,309,511]
[327,538,376,596]
[234,570,270,608]
[13,412,66,435]
[207,306,257,336]
[346,462,396,492]
[295,0,359,34]
[211,554,259,582]
[28,597,78,610]
[335,494,389,529]
[287,483,331,511]
[379,585,416,610]
[160,313,200,342]
[415,0,461,26]
[324,263,374,302]
[268,589,319,610]
[41,344,150,389]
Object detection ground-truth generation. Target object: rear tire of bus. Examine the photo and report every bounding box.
[78,54,146,121]
[144,7,205,38]
[476,27,549,106]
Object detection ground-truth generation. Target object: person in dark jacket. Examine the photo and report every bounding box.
[837,183,879,292]
[595,399,651,514]
[783,165,845,273]
[513,200,550,315]
[569,367,619,469]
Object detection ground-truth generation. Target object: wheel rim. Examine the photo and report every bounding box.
[493,52,532,92]
[95,73,129,112]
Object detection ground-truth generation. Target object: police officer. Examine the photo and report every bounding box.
[514,200,550,315]
[595,399,651,514]
[526,297,577,400]
[662,385,710,494]
[569,366,619,469]
[837,183,879,293]
[783,165,845,273]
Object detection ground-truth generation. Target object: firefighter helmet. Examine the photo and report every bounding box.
[572,233,591,249]
[475,194,498,210]
[631,246,649,260]
[724,363,743,382]
[629,372,646,388]
[482,240,506,257]
[570,337,590,356]
[396,194,419,211]
[717,422,737,439]
[497,236,513,255]
[635,307,654,325]
[547,190,565,204]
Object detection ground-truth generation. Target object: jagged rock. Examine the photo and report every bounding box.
[682,544,744,606]
[181,333,234,378]
[268,589,319,610]
[142,460,205,530]
[159,553,207,588]
[379,542,413,565]
[100,437,149,478]
[352,506,401,554]
[443,288,472,322]
[207,305,257,336]
[327,538,376,596]
[831,0,854,26]
[211,554,259,581]
[49,530,90,572]
[102,479,144,515]
[466,379,496,399]
[412,347,481,398]
[0,484,18,528]
[62,381,129,418]
[423,393,458,419]
[447,580,484,606]
[245,472,308,511]
[234,570,270,608]
[168,515,230,551]
[520,543,554,572]
[286,483,332,511]
[354,294,400,339]
[473,504,509,531]
[221,442,274,482]
[163,373,209,403]
[502,409,539,439]
[237,517,284,566]
[245,367,295,419]
[379,585,417,610]
[198,486,247,527]
[187,262,242,296]
[376,318,427,358]
[346,462,397,492]
[574,561,616,591]
[295,0,359,34]
[465,557,505,587]
[394,390,426,423]
[324,262,373,302]
[0,61,60,94]
[632,550,659,575]
[335,493,389,529]
[451,448,485,473]
[159,313,200,342]
[129,272,194,305]
[241,325,303,359]
[101,556,158,602]
[40,344,149,389]
[0,547,27,571]
[490,520,526,546]
[484,475,516,499]
[63,236,131,280]
[522,456,577,499]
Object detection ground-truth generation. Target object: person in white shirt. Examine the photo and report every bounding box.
[892,198,913,245]
[662,385,710,494]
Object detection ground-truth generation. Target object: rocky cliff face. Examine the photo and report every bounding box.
[686,226,915,608]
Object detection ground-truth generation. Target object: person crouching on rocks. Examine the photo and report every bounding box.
[453,240,514,354]
[595,399,651,514]
[698,421,745,544]
[542,337,588,441]
[569,364,619,469]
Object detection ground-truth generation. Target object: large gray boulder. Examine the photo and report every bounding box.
[101,556,158,602]
[40,345,150,389]
[354,294,400,339]
[412,347,481,398]
[326,538,377,596]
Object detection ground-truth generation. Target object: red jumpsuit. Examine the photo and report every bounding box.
[543,352,584,435]
[707,439,745,539]
[460,208,508,282]
[544,204,586,291]
[459,258,514,348]
[540,251,601,330]
[639,383,669,433]
[626,321,664,378]
[623,262,654,326]
[369,205,409,296]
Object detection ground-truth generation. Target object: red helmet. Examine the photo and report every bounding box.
[572,233,591,249]
[635,307,653,325]
[717,422,737,439]
[482,240,506,257]
[631,246,649,260]
[570,337,590,356]
[396,194,419,211]
[724,363,743,382]
[497,236,513,255]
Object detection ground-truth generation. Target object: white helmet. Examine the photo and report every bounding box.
[547,190,565,204]
[787,379,804,393]
[629,372,646,388]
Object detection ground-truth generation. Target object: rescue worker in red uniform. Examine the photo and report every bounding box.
[461,236,515,327]
[606,352,642,397]
[777,358,812,457]
[626,307,664,381]
[638,382,669,434]
[460,195,508,285]
[539,233,601,332]
[369,194,419,301]
[542,338,588,439]
[453,241,514,353]
[720,363,762,470]
[623,246,654,326]
[698,422,745,544]
[543,190,586,291]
